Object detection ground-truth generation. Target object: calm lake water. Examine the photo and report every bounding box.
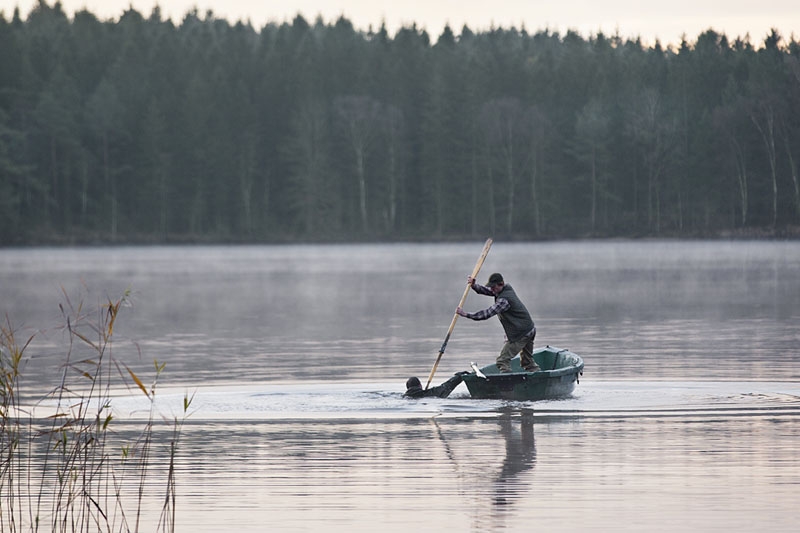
[2,240,799,532]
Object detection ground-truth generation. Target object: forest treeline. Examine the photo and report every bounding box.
[1,1,800,245]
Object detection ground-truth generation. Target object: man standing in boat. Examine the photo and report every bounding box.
[456,273,540,373]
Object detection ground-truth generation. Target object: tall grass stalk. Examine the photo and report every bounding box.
[1,290,191,532]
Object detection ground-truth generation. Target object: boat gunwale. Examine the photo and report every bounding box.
[462,346,584,382]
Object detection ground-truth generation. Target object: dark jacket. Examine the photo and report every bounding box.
[495,285,534,342]
[404,373,464,399]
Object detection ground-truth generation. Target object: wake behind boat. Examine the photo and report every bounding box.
[462,345,584,401]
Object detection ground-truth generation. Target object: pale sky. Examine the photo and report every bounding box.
[2,0,799,46]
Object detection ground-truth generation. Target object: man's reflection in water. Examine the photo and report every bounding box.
[494,407,536,508]
[430,407,537,529]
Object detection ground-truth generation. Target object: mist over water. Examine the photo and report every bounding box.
[2,240,799,531]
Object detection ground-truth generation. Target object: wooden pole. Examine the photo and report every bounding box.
[424,238,493,389]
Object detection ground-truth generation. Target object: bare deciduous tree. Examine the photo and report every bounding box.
[283,98,333,235]
[626,88,678,233]
[574,99,610,232]
[335,95,382,233]
[480,97,527,234]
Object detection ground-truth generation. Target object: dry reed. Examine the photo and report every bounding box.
[1,289,191,532]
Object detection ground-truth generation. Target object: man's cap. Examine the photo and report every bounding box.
[487,273,504,287]
[406,377,421,390]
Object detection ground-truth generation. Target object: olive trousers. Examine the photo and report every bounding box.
[496,327,537,373]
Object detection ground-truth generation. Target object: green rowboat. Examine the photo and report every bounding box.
[462,345,584,401]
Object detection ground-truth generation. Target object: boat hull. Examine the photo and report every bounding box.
[462,345,584,401]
